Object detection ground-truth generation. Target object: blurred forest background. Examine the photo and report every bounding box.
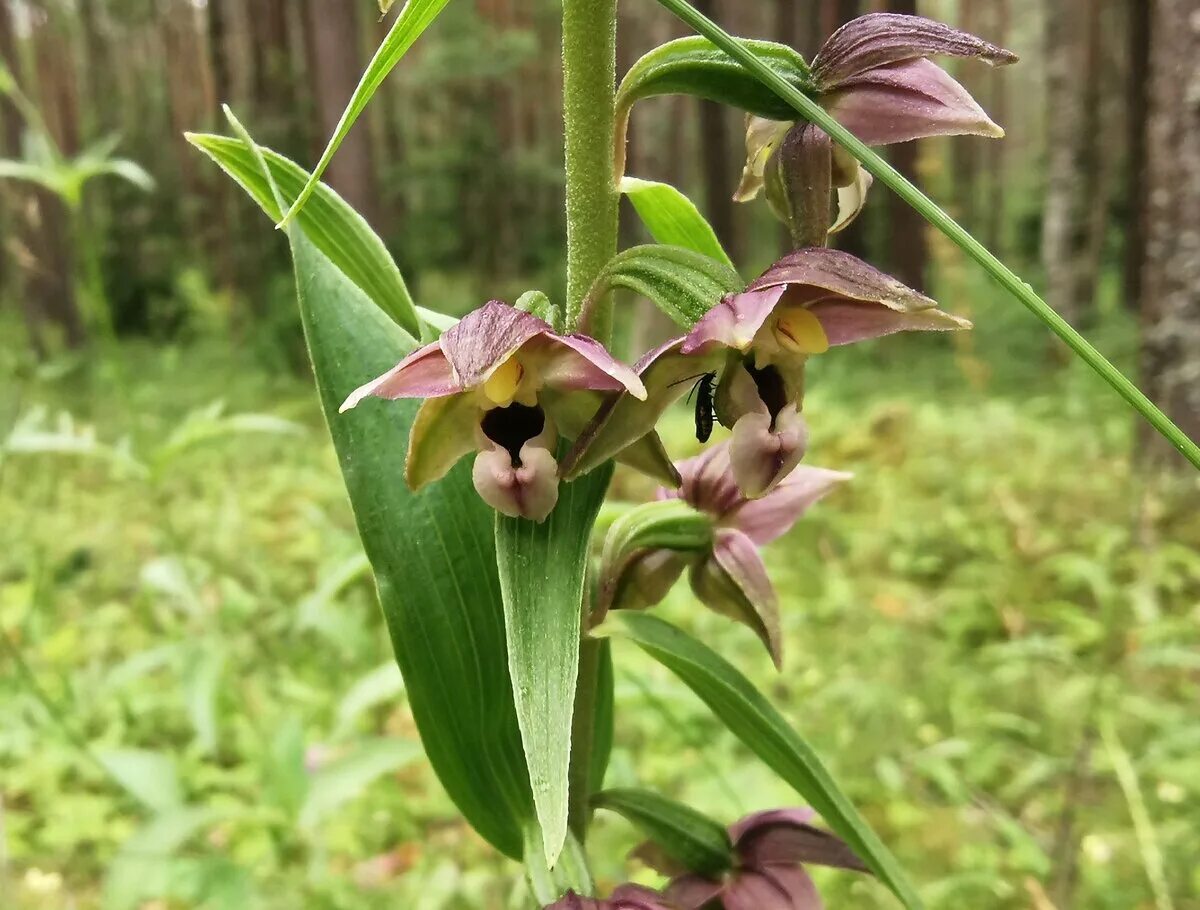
[2,0,1199,909]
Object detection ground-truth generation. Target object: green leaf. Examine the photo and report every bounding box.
[195,127,534,857]
[601,612,925,910]
[186,132,421,339]
[594,788,732,877]
[620,176,734,269]
[300,738,422,829]
[96,749,183,813]
[496,462,613,865]
[278,0,454,227]
[615,37,811,175]
[104,806,222,910]
[589,640,615,793]
[588,244,742,330]
[334,661,405,739]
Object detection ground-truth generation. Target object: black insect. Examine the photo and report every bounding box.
[670,371,718,443]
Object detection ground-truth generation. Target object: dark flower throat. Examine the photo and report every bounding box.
[481,403,545,467]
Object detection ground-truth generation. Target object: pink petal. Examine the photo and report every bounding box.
[681,287,787,355]
[533,332,648,398]
[472,438,559,521]
[813,12,1018,89]
[729,405,808,500]
[440,299,552,388]
[733,809,867,872]
[823,57,1004,147]
[747,248,935,311]
[674,443,744,518]
[726,466,852,545]
[339,342,458,411]
[665,874,724,910]
[809,299,971,346]
[543,892,601,910]
[700,528,783,668]
[724,868,823,910]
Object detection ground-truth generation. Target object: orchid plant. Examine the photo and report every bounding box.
[186,1,1198,907]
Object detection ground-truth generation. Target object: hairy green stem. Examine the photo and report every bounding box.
[652,0,1200,471]
[561,0,620,850]
[562,0,619,339]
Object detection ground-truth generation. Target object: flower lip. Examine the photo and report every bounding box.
[480,403,546,467]
[744,362,788,425]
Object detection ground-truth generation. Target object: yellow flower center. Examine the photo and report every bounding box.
[772,306,829,354]
[482,356,525,407]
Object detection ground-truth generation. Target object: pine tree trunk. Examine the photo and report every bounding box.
[1042,0,1106,326]
[1139,0,1200,454]
[1123,0,1151,307]
[302,0,378,227]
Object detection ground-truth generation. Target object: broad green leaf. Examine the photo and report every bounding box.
[300,738,422,829]
[195,128,534,857]
[588,244,743,330]
[278,0,454,227]
[615,37,812,174]
[186,132,421,339]
[593,787,732,877]
[496,462,613,865]
[96,749,182,813]
[620,176,734,269]
[601,612,924,910]
[286,225,533,857]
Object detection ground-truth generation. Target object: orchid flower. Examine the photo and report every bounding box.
[646,809,866,910]
[736,12,1018,233]
[545,886,674,910]
[604,443,849,667]
[340,300,673,521]
[565,248,967,497]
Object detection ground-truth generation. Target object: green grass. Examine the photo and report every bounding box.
[2,269,1198,909]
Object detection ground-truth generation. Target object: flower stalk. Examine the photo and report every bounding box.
[652,0,1200,471]
[561,0,621,848]
[562,0,620,341]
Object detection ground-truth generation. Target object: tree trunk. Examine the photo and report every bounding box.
[1123,0,1151,307]
[694,0,738,261]
[983,0,1010,253]
[1042,0,1106,327]
[1139,0,1200,455]
[884,0,927,290]
[302,0,378,227]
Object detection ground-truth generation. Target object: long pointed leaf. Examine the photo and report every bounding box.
[601,611,924,909]
[194,130,533,857]
[186,133,421,338]
[496,463,613,865]
[278,0,454,227]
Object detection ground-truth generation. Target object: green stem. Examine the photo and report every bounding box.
[651,0,1200,471]
[561,0,620,850]
[562,0,619,340]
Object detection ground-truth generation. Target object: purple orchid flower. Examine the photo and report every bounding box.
[565,248,966,497]
[545,885,674,910]
[736,12,1018,233]
[340,300,672,521]
[645,809,866,910]
[605,443,849,667]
